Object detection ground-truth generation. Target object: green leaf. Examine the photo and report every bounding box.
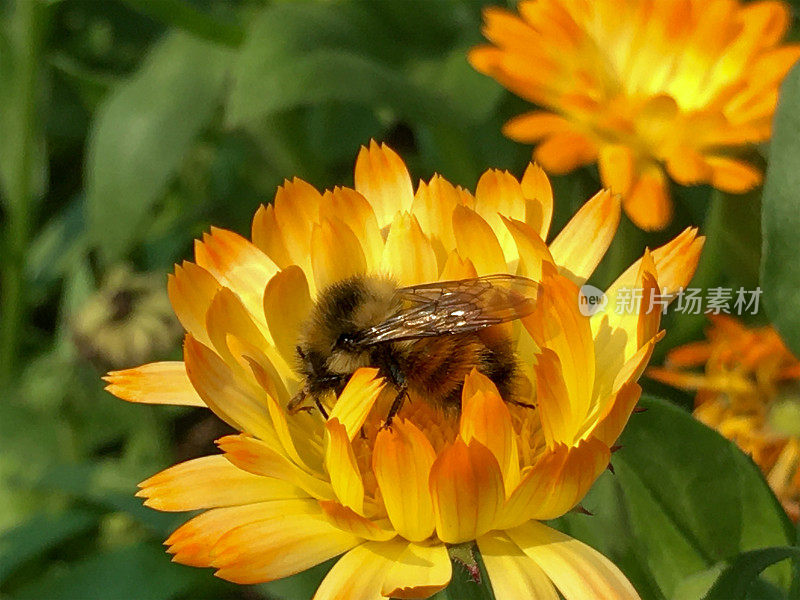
[10,543,200,600]
[0,509,96,583]
[85,32,230,263]
[703,547,800,600]
[761,60,800,356]
[557,397,794,599]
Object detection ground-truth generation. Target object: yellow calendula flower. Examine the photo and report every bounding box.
[649,316,800,520]
[469,0,800,230]
[105,142,703,598]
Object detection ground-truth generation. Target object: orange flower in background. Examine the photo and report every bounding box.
[469,0,800,230]
[105,142,703,598]
[649,316,800,520]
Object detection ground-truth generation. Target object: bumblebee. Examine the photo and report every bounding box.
[290,273,540,424]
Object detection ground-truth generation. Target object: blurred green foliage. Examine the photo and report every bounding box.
[1,0,800,599]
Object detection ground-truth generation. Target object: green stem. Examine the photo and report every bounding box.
[0,1,41,388]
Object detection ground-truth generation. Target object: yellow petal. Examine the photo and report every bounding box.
[194,227,279,324]
[478,532,559,600]
[372,418,436,542]
[598,145,635,196]
[318,501,396,542]
[311,217,367,292]
[507,521,641,600]
[534,132,598,175]
[183,335,275,441]
[381,212,438,286]
[525,275,595,433]
[271,177,323,274]
[354,140,414,229]
[430,438,504,543]
[320,187,384,271]
[381,543,452,599]
[533,349,574,448]
[104,361,204,407]
[217,434,335,501]
[664,147,712,186]
[520,162,553,241]
[460,384,520,494]
[503,111,572,143]
[251,203,292,269]
[329,368,386,440]
[212,512,360,585]
[263,265,312,366]
[452,205,508,275]
[167,261,220,347]
[325,418,365,514]
[587,382,642,447]
[500,216,555,280]
[623,168,673,231]
[438,250,478,281]
[313,540,407,600]
[474,169,527,263]
[410,175,465,265]
[137,455,301,511]
[166,500,316,567]
[500,438,610,527]
[549,189,621,286]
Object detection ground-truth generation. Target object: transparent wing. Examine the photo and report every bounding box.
[362,274,540,345]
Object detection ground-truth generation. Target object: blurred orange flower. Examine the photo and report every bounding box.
[649,316,800,519]
[105,142,703,598]
[469,0,800,230]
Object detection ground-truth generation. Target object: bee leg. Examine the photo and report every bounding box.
[382,384,408,429]
[508,399,536,410]
[313,397,330,420]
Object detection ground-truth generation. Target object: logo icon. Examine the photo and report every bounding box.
[578,284,608,316]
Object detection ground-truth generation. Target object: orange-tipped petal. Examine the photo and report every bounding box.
[430,438,504,544]
[211,512,360,585]
[503,111,573,143]
[194,227,279,323]
[411,175,466,265]
[373,418,437,542]
[705,156,763,193]
[501,216,555,280]
[354,140,414,229]
[598,145,635,197]
[501,438,610,527]
[438,250,478,281]
[549,190,621,285]
[588,382,642,447]
[319,187,384,271]
[251,203,292,269]
[137,455,300,512]
[474,169,527,263]
[271,177,323,274]
[167,261,220,347]
[506,521,641,600]
[534,132,598,174]
[165,501,315,567]
[104,361,204,407]
[460,385,521,494]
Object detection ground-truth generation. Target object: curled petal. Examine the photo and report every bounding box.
[318,501,396,542]
[263,266,312,366]
[373,418,436,542]
[520,162,553,241]
[452,205,508,275]
[167,261,220,347]
[381,543,452,599]
[329,368,386,440]
[500,438,610,527]
[325,419,365,514]
[381,212,438,286]
[429,438,504,544]
[320,187,384,271]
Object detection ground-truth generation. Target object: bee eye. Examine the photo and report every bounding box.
[335,333,357,350]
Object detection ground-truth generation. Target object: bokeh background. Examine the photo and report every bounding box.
[1,1,800,599]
